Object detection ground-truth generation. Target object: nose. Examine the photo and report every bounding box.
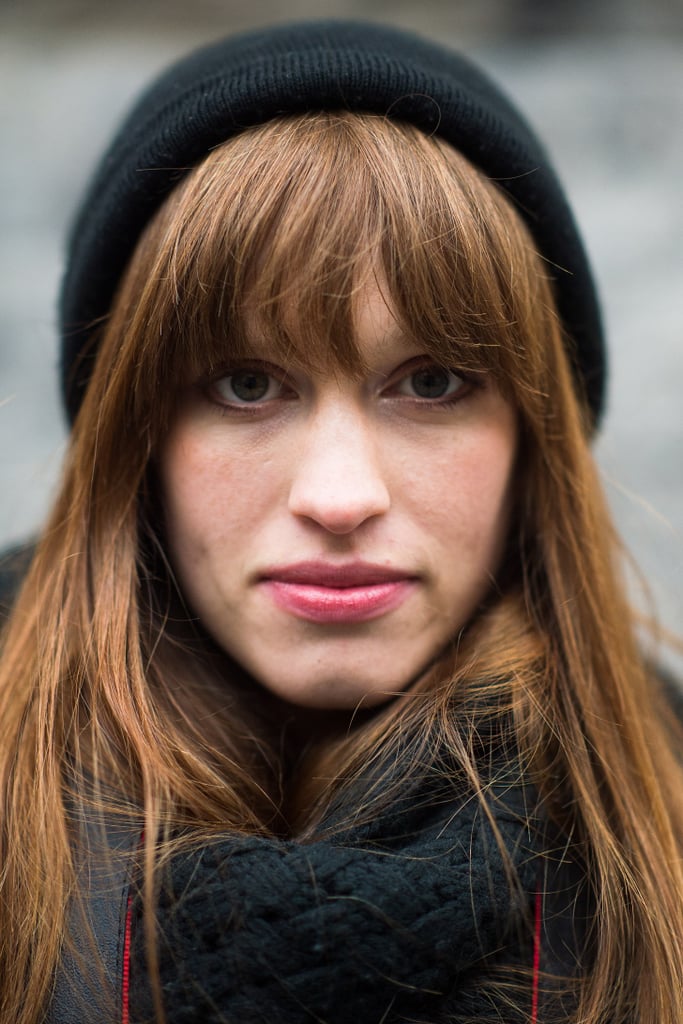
[288,403,390,535]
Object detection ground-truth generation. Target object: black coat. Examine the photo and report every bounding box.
[43,762,589,1024]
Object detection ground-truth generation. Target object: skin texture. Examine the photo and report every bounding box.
[159,282,518,711]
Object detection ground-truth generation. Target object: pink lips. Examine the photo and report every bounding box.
[260,561,417,624]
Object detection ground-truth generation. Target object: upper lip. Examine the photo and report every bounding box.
[260,560,415,587]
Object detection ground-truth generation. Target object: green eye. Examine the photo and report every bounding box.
[214,370,274,404]
[410,367,452,398]
[398,365,466,401]
[231,370,270,402]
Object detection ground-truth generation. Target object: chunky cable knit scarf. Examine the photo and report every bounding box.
[130,779,546,1024]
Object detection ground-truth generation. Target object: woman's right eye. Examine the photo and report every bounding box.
[210,369,284,406]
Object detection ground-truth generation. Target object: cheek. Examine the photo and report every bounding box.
[465,439,516,527]
[161,435,216,553]
[408,423,516,556]
[159,427,265,564]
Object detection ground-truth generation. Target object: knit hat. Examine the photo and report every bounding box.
[59,20,606,426]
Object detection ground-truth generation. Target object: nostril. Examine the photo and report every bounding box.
[289,486,391,534]
[288,460,390,535]
[287,400,392,534]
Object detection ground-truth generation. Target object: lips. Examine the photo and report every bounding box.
[259,561,417,624]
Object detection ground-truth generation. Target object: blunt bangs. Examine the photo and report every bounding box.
[100,111,568,441]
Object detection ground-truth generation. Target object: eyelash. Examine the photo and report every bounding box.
[390,364,472,405]
[202,362,292,413]
[202,361,476,413]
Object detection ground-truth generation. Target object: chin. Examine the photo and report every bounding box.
[260,674,407,712]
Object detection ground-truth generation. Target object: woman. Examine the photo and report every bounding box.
[0,20,681,1024]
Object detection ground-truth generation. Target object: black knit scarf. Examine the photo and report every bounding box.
[130,773,542,1024]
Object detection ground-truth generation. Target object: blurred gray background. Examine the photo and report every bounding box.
[1,0,681,671]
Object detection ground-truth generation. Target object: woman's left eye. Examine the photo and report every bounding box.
[396,365,467,401]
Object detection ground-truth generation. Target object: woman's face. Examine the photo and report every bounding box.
[159,281,517,710]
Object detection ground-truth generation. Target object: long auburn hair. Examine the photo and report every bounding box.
[1,112,682,1023]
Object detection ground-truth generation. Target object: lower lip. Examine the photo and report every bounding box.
[263,579,415,624]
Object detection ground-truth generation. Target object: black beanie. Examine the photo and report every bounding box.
[59,19,606,426]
